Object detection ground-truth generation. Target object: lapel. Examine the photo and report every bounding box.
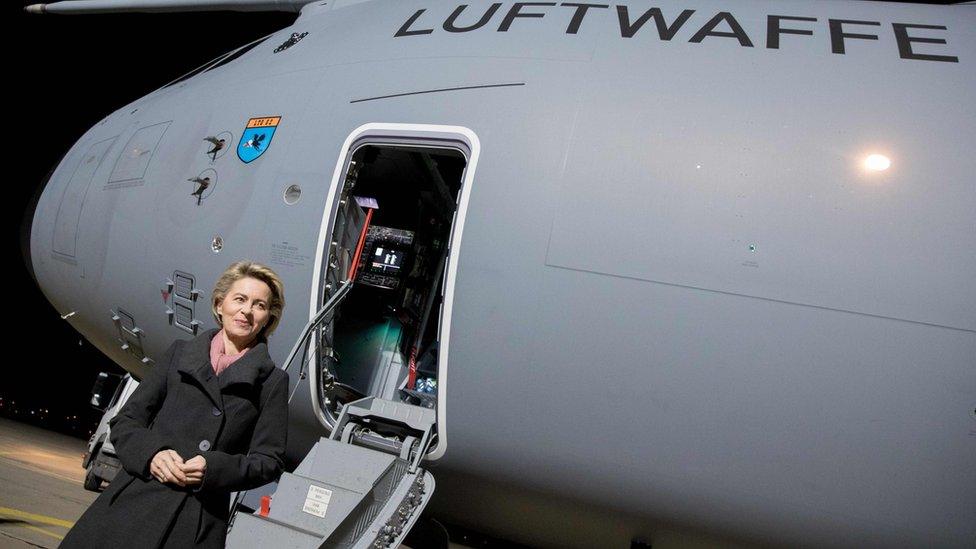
[176,328,223,408]
[175,327,276,409]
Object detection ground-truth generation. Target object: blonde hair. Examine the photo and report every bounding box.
[211,261,285,341]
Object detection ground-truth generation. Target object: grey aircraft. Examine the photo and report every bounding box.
[22,0,975,547]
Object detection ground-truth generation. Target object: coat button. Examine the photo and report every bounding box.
[212,406,222,416]
[198,439,211,451]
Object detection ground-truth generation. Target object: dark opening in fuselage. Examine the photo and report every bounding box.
[321,143,466,415]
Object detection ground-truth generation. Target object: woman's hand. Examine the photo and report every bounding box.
[150,449,187,486]
[182,455,207,487]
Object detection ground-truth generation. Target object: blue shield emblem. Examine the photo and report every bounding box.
[237,116,280,163]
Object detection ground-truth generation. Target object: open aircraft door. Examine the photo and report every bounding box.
[225,125,480,548]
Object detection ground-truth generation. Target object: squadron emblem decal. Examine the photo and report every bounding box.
[238,116,281,163]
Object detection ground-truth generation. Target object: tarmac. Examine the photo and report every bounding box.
[0,418,468,549]
[0,417,96,548]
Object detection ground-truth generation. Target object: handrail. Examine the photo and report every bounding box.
[299,201,374,429]
[282,278,353,376]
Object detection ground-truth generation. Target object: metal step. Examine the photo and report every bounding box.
[226,397,436,549]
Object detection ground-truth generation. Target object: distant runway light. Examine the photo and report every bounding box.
[865,154,891,171]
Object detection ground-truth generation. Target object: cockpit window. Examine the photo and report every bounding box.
[160,33,272,89]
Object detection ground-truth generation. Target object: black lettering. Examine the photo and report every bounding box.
[689,12,753,47]
[561,3,609,35]
[395,9,434,37]
[893,23,958,63]
[444,3,503,33]
[499,2,557,32]
[828,19,880,54]
[615,6,694,40]
[767,15,816,49]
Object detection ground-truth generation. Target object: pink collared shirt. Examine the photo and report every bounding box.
[209,329,249,376]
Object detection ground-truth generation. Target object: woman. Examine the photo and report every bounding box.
[61,261,288,549]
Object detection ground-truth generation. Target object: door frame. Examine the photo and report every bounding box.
[310,122,482,462]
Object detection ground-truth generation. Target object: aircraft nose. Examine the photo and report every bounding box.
[21,161,59,285]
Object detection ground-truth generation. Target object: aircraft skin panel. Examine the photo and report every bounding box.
[31,142,93,315]
[446,263,976,546]
[31,66,329,375]
[26,0,975,547]
[546,14,976,333]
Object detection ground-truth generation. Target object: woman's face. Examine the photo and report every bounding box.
[216,277,273,345]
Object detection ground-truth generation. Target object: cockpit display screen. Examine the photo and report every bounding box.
[370,245,407,274]
[356,226,415,290]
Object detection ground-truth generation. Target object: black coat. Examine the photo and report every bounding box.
[61,327,289,549]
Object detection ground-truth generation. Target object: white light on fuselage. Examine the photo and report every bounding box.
[865,154,891,171]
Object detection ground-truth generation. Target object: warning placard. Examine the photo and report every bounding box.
[301,485,333,518]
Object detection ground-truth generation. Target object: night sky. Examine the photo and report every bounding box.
[9,0,962,439]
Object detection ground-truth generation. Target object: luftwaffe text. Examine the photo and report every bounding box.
[395,3,959,63]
